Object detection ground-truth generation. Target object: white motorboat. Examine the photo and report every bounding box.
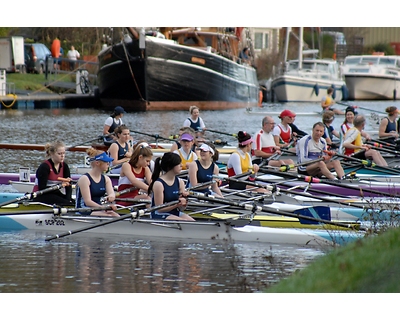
[271,27,347,103]
[341,54,400,100]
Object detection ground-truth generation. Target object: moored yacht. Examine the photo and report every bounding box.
[341,54,400,100]
[271,27,347,103]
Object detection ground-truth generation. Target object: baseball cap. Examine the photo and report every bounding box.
[91,152,114,163]
[114,106,126,114]
[181,133,194,141]
[198,143,215,155]
[279,109,296,118]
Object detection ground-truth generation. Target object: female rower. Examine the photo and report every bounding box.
[183,105,206,132]
[107,125,133,174]
[147,152,195,221]
[75,148,119,216]
[273,109,296,148]
[379,106,399,144]
[341,106,371,140]
[227,131,266,192]
[103,106,126,145]
[188,143,223,197]
[32,140,74,206]
[173,132,198,170]
[170,127,197,153]
[116,142,153,206]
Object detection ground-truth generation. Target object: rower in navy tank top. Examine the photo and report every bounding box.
[147,152,195,221]
[188,143,223,196]
[379,106,399,145]
[76,173,106,212]
[151,177,181,218]
[182,106,206,132]
[75,149,119,217]
[192,160,214,193]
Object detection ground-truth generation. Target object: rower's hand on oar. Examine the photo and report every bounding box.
[252,164,259,174]
[361,144,372,151]
[57,177,72,187]
[177,195,188,211]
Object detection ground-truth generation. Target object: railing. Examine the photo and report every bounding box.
[44,55,99,93]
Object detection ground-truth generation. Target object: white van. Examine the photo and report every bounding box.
[0,36,25,73]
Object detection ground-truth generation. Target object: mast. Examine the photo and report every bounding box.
[283,27,291,63]
[298,27,303,70]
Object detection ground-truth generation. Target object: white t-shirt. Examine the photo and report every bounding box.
[104,116,123,128]
[67,49,80,60]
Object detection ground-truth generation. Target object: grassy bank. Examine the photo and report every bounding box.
[266,227,400,292]
[6,73,54,93]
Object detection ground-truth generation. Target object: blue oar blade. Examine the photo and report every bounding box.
[294,206,331,225]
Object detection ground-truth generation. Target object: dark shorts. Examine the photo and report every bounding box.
[252,158,269,166]
[150,211,183,220]
[228,181,247,190]
[297,168,308,175]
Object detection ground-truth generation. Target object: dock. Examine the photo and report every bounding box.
[0,91,99,110]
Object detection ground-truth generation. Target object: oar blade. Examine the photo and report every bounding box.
[294,206,331,225]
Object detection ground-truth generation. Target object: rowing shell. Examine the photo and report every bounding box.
[0,205,363,246]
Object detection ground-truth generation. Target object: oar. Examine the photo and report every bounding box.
[106,159,130,173]
[45,200,180,241]
[115,186,138,198]
[204,128,238,138]
[114,198,152,203]
[0,182,70,208]
[257,166,400,198]
[336,102,386,115]
[272,157,325,172]
[213,175,279,193]
[369,138,397,150]
[335,152,400,175]
[1,204,118,216]
[365,142,400,156]
[129,130,176,143]
[187,191,366,231]
[67,133,113,151]
[252,176,367,209]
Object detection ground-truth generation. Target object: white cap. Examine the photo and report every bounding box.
[198,144,215,155]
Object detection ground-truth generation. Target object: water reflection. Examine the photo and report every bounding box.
[0,231,325,293]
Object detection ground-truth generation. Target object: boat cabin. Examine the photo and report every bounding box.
[285,59,341,81]
[342,55,400,76]
[159,27,244,63]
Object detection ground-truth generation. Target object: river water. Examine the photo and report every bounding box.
[0,100,395,294]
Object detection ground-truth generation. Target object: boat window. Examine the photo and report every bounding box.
[302,62,314,70]
[397,60,400,68]
[349,68,370,73]
[287,61,299,71]
[379,57,396,65]
[315,63,329,73]
[344,57,361,65]
[361,57,379,65]
[386,70,398,76]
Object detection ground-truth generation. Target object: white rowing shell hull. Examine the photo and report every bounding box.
[0,213,362,246]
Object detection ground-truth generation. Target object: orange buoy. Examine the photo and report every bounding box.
[51,38,61,58]
[258,89,263,107]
